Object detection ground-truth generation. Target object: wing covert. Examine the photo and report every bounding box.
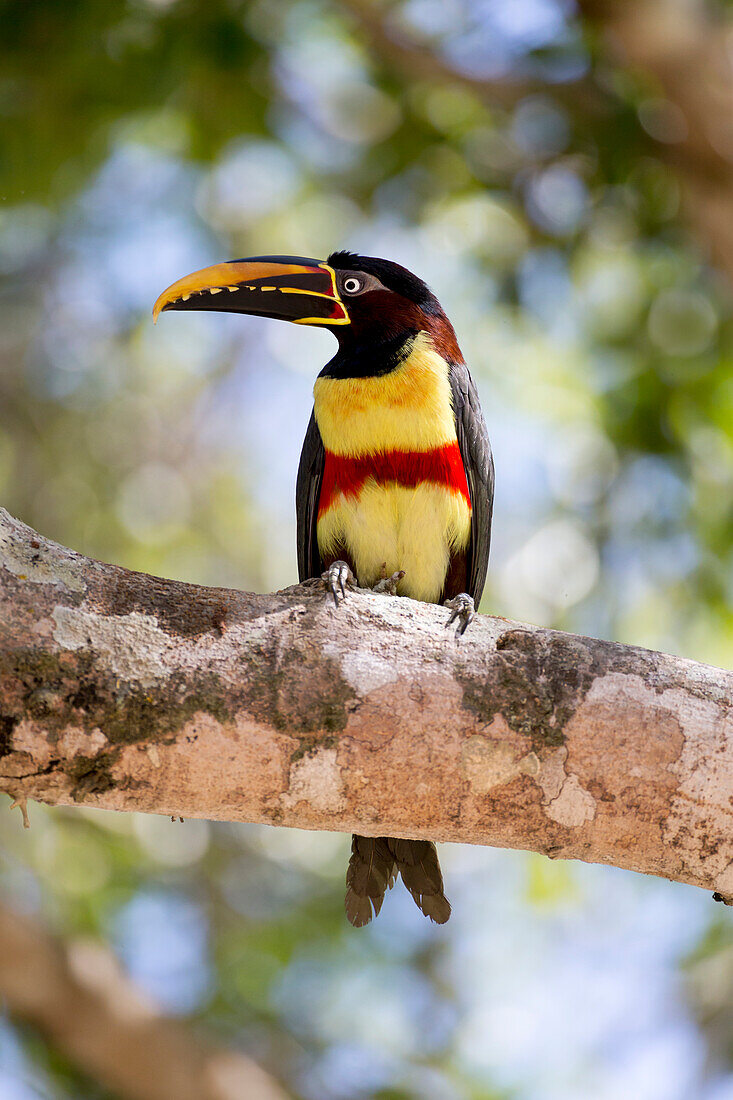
[450,362,494,605]
[296,410,326,581]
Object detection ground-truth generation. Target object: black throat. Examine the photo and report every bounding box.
[318,331,418,380]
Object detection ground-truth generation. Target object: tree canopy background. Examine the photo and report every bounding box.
[1,2,733,1098]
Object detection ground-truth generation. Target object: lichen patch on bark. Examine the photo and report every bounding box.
[461,734,539,793]
[56,726,108,760]
[546,773,596,827]
[660,681,733,890]
[1,514,86,594]
[329,645,400,695]
[456,628,601,751]
[567,672,688,874]
[281,747,346,813]
[53,606,174,688]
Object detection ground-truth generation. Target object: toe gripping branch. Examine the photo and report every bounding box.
[321,561,406,605]
[372,569,405,596]
[322,560,356,606]
[444,593,476,636]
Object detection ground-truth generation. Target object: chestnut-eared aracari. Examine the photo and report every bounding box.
[154,252,494,926]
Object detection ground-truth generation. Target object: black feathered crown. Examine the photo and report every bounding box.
[328,251,439,311]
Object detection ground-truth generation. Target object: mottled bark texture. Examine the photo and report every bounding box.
[1,508,732,899]
[0,902,289,1100]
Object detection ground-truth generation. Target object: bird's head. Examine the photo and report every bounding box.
[153,251,461,360]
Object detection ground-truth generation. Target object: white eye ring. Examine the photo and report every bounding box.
[342,276,362,294]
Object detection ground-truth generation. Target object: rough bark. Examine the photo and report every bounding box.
[0,901,289,1100]
[1,507,732,900]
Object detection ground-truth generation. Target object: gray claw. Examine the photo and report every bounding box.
[372,569,405,596]
[322,560,356,606]
[444,593,476,637]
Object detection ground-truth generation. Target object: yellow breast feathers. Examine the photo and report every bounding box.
[313,332,472,602]
[313,332,458,457]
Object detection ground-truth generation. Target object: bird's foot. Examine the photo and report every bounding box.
[372,564,405,596]
[444,593,476,636]
[322,560,356,606]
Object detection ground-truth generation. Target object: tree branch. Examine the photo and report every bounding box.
[0,901,289,1100]
[1,507,732,901]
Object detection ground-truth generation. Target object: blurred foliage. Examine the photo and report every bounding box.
[1,1,733,1098]
[0,0,270,204]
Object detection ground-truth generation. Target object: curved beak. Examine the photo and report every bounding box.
[152,255,349,326]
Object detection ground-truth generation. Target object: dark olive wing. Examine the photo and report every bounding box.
[296,409,325,581]
[450,362,494,605]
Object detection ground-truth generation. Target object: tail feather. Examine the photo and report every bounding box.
[345,891,382,928]
[345,834,450,927]
[345,836,395,927]
[388,838,451,924]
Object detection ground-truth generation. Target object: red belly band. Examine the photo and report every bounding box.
[318,442,471,517]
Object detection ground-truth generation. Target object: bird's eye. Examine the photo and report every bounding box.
[342,276,362,295]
